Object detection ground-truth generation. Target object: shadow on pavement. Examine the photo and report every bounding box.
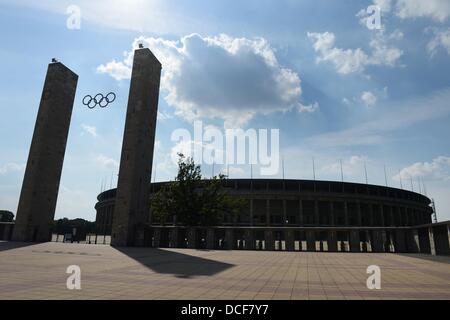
[0,241,39,252]
[113,247,234,278]
[398,253,450,264]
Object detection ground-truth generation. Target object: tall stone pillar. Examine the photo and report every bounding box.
[365,230,372,252]
[111,48,161,246]
[349,230,360,252]
[244,229,255,250]
[329,201,335,226]
[153,228,161,248]
[225,229,234,250]
[306,230,316,251]
[314,200,319,225]
[429,227,436,256]
[206,228,215,249]
[328,231,338,252]
[344,202,349,226]
[371,230,384,252]
[285,229,295,251]
[406,229,420,253]
[171,228,179,248]
[356,202,362,226]
[394,229,407,253]
[264,230,275,251]
[298,199,304,226]
[13,61,78,242]
[187,228,197,249]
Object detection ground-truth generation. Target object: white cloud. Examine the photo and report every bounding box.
[320,155,369,177]
[0,162,25,175]
[427,28,450,56]
[95,155,119,170]
[307,31,403,75]
[297,102,319,113]
[361,91,378,107]
[394,156,450,181]
[308,87,450,147]
[98,34,305,127]
[80,124,97,138]
[396,0,450,22]
[6,0,200,35]
[96,60,132,81]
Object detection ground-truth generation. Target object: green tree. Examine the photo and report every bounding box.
[151,153,246,226]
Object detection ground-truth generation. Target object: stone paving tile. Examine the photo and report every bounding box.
[0,241,449,300]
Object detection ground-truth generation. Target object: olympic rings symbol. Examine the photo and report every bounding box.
[82,92,116,109]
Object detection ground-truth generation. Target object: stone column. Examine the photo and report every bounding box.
[406,229,420,253]
[264,230,275,251]
[394,229,406,253]
[285,229,295,251]
[365,230,372,252]
[344,202,349,226]
[306,230,316,251]
[225,229,234,250]
[206,228,215,249]
[379,204,385,227]
[368,203,374,226]
[13,61,78,242]
[244,229,255,250]
[299,199,304,226]
[314,200,319,225]
[329,201,335,226]
[283,200,287,225]
[171,228,179,248]
[349,230,360,252]
[153,228,161,248]
[356,202,362,226]
[266,199,270,226]
[250,199,254,226]
[429,227,436,256]
[112,48,162,246]
[187,228,197,249]
[328,231,338,252]
[371,230,384,252]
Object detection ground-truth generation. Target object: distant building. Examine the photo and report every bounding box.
[95,179,450,255]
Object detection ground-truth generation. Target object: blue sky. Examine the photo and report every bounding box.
[0,0,449,222]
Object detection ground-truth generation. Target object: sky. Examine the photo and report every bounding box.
[0,0,449,222]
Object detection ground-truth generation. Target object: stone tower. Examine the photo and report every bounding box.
[111,48,161,246]
[12,61,78,242]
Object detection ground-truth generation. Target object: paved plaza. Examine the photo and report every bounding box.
[0,241,449,300]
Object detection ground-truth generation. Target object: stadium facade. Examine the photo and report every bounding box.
[95,178,450,255]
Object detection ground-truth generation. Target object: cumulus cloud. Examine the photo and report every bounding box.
[361,91,378,107]
[0,162,25,175]
[95,155,119,170]
[320,156,369,179]
[394,156,450,181]
[427,28,450,56]
[396,0,450,22]
[297,102,319,113]
[97,34,308,127]
[307,31,402,75]
[80,124,97,138]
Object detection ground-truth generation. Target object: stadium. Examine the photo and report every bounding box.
[95,178,450,255]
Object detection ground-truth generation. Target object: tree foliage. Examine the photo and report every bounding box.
[151,153,246,226]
